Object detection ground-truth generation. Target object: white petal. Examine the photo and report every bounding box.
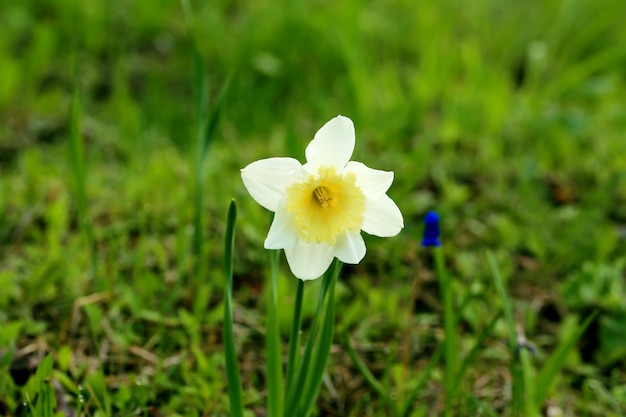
[264,202,298,249]
[241,157,302,212]
[345,161,394,199]
[305,115,355,168]
[333,230,366,264]
[284,240,335,281]
[361,195,404,237]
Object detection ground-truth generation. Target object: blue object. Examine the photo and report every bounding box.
[421,211,441,247]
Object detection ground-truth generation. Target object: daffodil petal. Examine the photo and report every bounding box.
[345,161,394,199]
[362,195,404,237]
[334,230,366,264]
[241,157,302,212]
[264,202,298,249]
[284,240,334,280]
[305,115,355,168]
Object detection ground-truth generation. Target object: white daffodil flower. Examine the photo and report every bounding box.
[241,115,403,280]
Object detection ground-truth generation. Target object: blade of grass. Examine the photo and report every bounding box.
[192,72,232,314]
[400,282,478,417]
[223,200,244,417]
[266,249,284,417]
[487,251,523,417]
[33,355,55,417]
[463,394,501,417]
[401,342,444,417]
[450,310,503,400]
[182,0,232,314]
[545,46,626,99]
[85,369,111,416]
[202,76,231,163]
[520,345,539,417]
[69,49,96,276]
[191,47,209,266]
[300,261,340,417]
[534,312,597,406]
[344,334,397,415]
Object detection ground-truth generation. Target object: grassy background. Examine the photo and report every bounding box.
[1,0,626,415]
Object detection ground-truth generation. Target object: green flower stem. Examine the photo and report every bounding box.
[435,246,457,417]
[285,262,337,416]
[285,279,305,393]
[300,260,340,417]
[266,250,284,417]
[223,201,244,417]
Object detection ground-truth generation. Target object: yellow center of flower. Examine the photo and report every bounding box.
[285,166,366,245]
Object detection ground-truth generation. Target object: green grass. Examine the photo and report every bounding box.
[1,0,626,415]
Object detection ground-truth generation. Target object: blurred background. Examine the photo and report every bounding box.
[0,0,625,415]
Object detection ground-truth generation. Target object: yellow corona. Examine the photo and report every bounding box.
[286,166,366,245]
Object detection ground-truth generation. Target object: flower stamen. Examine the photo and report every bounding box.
[313,186,332,208]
